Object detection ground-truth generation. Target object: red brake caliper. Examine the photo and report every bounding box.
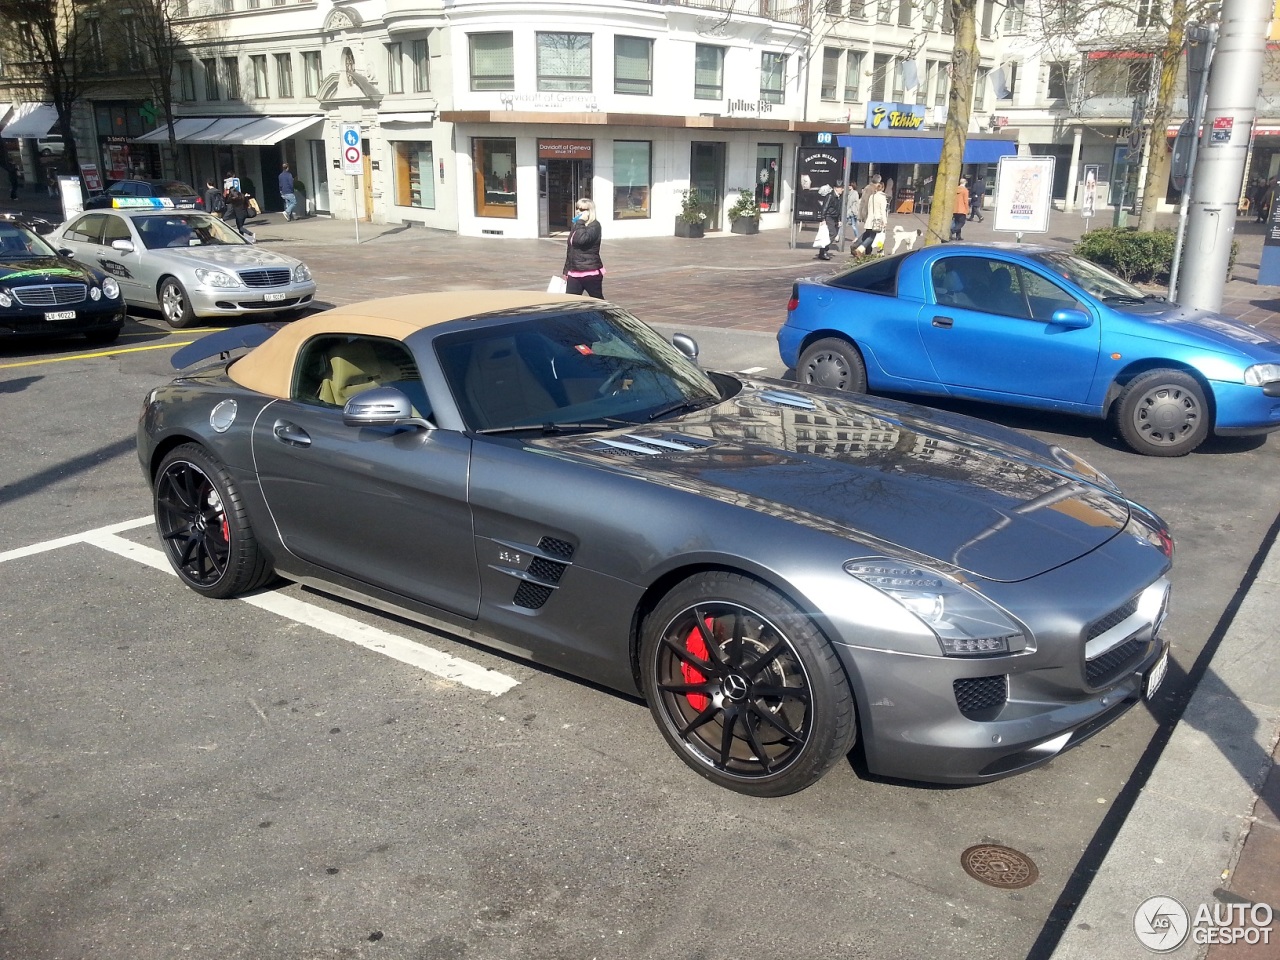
[681,617,714,710]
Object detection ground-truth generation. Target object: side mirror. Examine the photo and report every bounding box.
[343,386,432,430]
[58,247,74,257]
[1049,308,1092,330]
[110,239,135,253]
[671,333,699,363]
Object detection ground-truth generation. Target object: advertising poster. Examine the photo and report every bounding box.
[1081,164,1099,220]
[992,155,1056,233]
[793,146,848,223]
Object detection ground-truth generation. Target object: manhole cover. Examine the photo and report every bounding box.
[960,844,1039,889]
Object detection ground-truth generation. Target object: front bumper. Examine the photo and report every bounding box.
[0,301,126,338]
[189,280,317,317]
[1208,379,1280,435]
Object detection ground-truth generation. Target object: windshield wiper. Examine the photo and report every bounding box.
[1101,295,1149,305]
[646,395,719,422]
[476,419,629,436]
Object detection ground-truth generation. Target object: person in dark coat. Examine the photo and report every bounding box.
[562,198,604,298]
[968,174,986,221]
[814,183,840,260]
[226,185,250,236]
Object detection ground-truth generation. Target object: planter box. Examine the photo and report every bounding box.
[675,219,705,238]
[730,218,759,235]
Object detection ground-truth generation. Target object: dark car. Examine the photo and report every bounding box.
[84,179,202,210]
[138,292,1174,797]
[0,219,126,344]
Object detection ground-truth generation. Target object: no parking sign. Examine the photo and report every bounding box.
[341,124,363,174]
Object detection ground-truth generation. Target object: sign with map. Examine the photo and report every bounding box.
[992,155,1056,234]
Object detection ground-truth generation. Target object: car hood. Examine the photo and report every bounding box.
[1118,301,1280,359]
[148,245,300,270]
[0,255,97,284]
[535,381,1133,582]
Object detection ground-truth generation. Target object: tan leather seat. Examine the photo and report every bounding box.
[318,341,389,406]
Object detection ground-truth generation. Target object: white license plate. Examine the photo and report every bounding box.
[45,310,76,321]
[263,292,286,302]
[1144,651,1168,700]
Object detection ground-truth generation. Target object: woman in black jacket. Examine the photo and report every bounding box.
[562,198,604,298]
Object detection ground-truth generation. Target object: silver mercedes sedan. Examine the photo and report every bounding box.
[50,206,316,328]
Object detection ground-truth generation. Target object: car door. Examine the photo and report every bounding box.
[94,212,151,304]
[918,254,1102,405]
[250,334,481,618]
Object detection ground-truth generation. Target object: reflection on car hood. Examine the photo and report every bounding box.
[538,381,1133,582]
[1122,301,1280,359]
[148,245,301,270]
[0,255,95,283]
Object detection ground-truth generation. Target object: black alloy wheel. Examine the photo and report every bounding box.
[641,572,856,797]
[797,337,868,393]
[153,443,274,598]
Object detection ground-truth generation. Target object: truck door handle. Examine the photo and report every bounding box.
[932,316,954,329]
[273,420,311,447]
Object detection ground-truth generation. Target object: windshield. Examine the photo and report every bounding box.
[434,306,722,432]
[134,213,249,250]
[1032,251,1146,301]
[0,222,58,258]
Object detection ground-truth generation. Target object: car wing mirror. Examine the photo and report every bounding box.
[58,247,74,257]
[110,239,135,253]
[343,386,433,430]
[1049,308,1092,330]
[671,333,699,363]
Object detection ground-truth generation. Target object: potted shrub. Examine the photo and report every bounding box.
[675,189,707,238]
[728,189,761,235]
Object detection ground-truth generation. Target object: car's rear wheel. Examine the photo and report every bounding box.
[640,572,857,797]
[153,443,274,598]
[159,277,196,328]
[797,338,868,393]
[1113,369,1209,457]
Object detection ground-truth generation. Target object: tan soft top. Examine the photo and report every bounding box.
[228,291,583,398]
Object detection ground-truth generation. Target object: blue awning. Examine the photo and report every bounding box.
[837,134,1016,164]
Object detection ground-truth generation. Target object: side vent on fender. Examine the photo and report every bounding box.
[510,537,577,609]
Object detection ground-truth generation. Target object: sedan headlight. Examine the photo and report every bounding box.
[101,276,120,299]
[0,289,12,308]
[844,558,1026,656]
[194,267,240,288]
[1243,362,1280,386]
[292,263,311,282]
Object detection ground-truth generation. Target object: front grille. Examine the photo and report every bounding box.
[1086,637,1147,687]
[513,581,553,609]
[237,267,291,287]
[537,537,575,560]
[13,283,87,306]
[954,675,1008,720]
[1086,597,1139,642]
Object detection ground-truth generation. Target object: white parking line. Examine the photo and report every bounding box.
[7,520,520,696]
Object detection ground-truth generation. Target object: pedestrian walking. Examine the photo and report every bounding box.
[950,177,970,241]
[203,178,225,218]
[1,153,18,200]
[845,181,861,240]
[813,184,841,260]
[279,162,297,221]
[853,180,888,257]
[562,198,604,298]
[226,184,250,237]
[968,174,985,221]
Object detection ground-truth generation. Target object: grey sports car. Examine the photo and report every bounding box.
[137,292,1175,796]
[50,207,316,328]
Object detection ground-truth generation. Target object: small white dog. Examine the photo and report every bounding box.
[891,225,923,254]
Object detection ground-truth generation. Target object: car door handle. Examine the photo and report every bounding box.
[932,316,954,329]
[272,420,311,447]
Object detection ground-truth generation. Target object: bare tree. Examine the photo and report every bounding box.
[926,0,980,244]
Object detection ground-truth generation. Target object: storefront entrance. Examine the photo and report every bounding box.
[690,141,726,230]
[539,140,593,235]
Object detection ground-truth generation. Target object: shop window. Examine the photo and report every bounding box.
[844,51,863,101]
[470,33,514,92]
[613,140,650,220]
[395,142,436,209]
[303,51,321,98]
[178,61,196,101]
[252,55,268,99]
[820,48,840,101]
[614,36,652,96]
[413,39,430,92]
[386,43,404,95]
[202,58,220,100]
[537,33,591,93]
[695,44,724,100]
[275,53,294,98]
[223,57,241,100]
[473,137,517,219]
[761,52,786,105]
[755,143,781,213]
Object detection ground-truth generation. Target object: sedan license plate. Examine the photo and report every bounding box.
[263,292,286,302]
[1144,651,1169,701]
[45,310,76,321]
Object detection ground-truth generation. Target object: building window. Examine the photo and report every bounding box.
[756,143,781,212]
[412,39,430,92]
[980,0,995,38]
[123,17,145,68]
[472,137,517,218]
[897,0,912,28]
[933,59,949,106]
[760,52,786,104]
[246,0,259,7]
[178,60,196,101]
[975,66,989,111]
[303,51,321,97]
[1136,0,1158,27]
[386,42,403,94]
[825,0,842,16]
[1001,61,1018,100]
[202,58,220,100]
[223,57,240,99]
[537,32,591,92]
[871,53,891,101]
[470,32,514,91]
[84,19,104,68]
[275,53,293,97]
[891,58,905,101]
[941,0,953,32]
[613,140,651,220]
[844,50,863,101]
[251,55,268,98]
[694,44,725,99]
[821,48,840,101]
[916,60,931,105]
[876,0,891,24]
[614,36,652,96]
[1047,62,1068,100]
[1004,0,1025,33]
[395,142,435,209]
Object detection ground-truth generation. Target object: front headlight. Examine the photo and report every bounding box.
[292,263,311,282]
[844,558,1026,656]
[101,276,120,299]
[1243,362,1280,386]
[0,288,12,308]
[194,267,240,288]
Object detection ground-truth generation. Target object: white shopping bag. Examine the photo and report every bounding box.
[547,275,567,294]
[812,222,831,248]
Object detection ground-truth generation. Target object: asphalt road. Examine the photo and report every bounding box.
[2,249,1277,960]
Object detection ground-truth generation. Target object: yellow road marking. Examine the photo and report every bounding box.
[0,340,195,369]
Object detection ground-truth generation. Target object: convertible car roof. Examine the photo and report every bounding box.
[229,291,582,398]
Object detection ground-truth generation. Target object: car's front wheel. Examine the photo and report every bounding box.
[640,572,857,797]
[1113,369,1210,456]
[153,443,274,598]
[797,337,868,393]
[159,277,196,328]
